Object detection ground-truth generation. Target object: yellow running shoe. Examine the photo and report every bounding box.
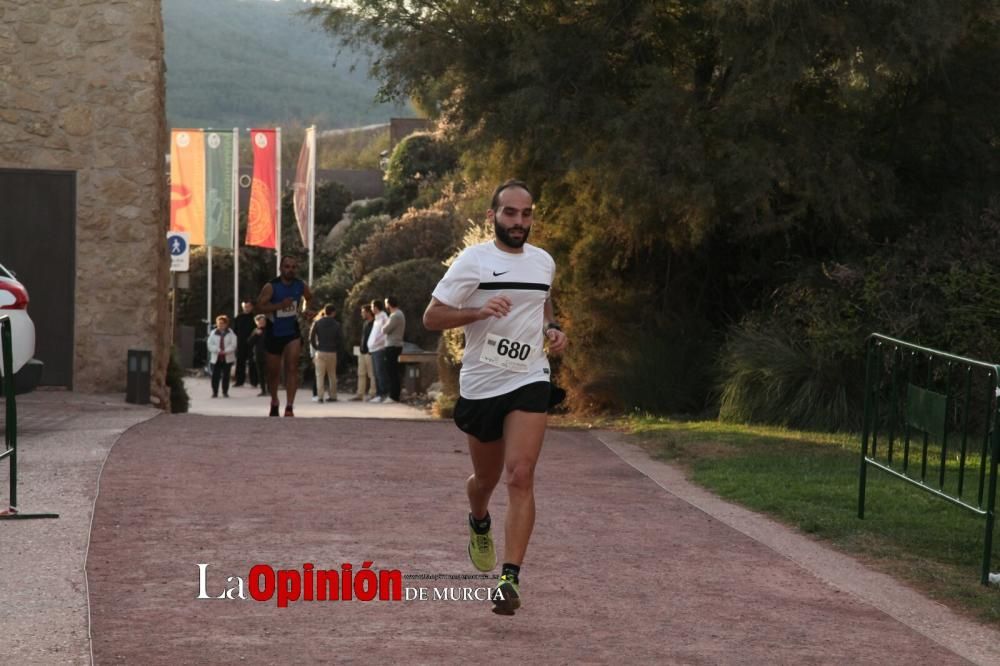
[491,573,521,615]
[468,514,496,572]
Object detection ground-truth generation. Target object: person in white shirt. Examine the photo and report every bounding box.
[423,179,568,615]
[206,314,238,398]
[367,300,390,403]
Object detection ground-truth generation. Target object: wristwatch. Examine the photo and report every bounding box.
[545,322,562,332]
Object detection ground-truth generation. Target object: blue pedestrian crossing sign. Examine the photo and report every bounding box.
[168,231,189,272]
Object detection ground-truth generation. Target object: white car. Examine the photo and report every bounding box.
[0,262,40,393]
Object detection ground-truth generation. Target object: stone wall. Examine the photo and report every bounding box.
[0,1,170,405]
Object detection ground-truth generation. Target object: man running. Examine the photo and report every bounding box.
[423,179,568,615]
[256,255,316,417]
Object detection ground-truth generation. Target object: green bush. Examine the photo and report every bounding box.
[436,329,463,402]
[384,132,458,206]
[615,315,717,415]
[349,208,464,280]
[718,323,864,431]
[310,265,356,323]
[716,206,1000,431]
[329,214,390,256]
[166,349,189,414]
[342,258,447,351]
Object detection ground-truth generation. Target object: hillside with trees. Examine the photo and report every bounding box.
[162,0,410,129]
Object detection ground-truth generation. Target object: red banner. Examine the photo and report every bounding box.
[246,129,277,249]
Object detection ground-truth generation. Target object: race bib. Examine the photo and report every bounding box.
[276,301,298,318]
[480,333,532,372]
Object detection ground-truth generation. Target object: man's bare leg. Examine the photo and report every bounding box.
[283,340,302,407]
[467,435,505,519]
[266,352,282,405]
[500,410,547,565]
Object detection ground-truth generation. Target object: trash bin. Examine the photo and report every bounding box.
[126,349,151,404]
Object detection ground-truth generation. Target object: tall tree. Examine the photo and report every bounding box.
[309,1,1000,413]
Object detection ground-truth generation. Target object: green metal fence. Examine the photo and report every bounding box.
[0,315,57,520]
[858,333,1000,584]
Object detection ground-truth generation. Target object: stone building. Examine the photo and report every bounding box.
[0,1,170,406]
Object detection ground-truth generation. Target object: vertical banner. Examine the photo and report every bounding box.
[169,129,206,245]
[204,130,234,249]
[293,126,315,248]
[245,129,277,249]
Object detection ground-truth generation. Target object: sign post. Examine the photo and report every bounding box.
[168,231,190,272]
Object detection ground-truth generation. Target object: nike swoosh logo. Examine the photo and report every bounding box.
[492,271,509,276]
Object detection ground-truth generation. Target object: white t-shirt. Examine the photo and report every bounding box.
[432,241,555,399]
[368,311,388,352]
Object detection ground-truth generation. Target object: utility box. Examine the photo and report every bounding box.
[126,349,151,404]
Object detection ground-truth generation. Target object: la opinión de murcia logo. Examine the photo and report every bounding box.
[197,563,504,608]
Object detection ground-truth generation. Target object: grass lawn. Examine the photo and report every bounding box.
[557,415,1000,625]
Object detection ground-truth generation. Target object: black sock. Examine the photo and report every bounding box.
[501,563,520,583]
[469,512,491,535]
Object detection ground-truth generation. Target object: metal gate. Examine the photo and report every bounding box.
[857,333,1000,584]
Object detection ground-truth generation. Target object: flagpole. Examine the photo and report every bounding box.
[276,127,282,276]
[308,126,316,286]
[232,128,240,316]
[207,245,213,338]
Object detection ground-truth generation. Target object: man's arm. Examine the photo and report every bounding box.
[383,312,403,337]
[255,283,288,314]
[302,284,317,319]
[423,296,513,331]
[543,297,568,355]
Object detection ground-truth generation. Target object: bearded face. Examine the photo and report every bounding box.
[491,186,534,250]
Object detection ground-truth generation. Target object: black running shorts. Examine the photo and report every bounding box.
[453,381,551,443]
[265,333,300,356]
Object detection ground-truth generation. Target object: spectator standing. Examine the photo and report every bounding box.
[247,314,268,396]
[367,300,389,403]
[206,314,237,398]
[352,304,377,401]
[310,304,343,402]
[383,296,406,403]
[232,300,257,387]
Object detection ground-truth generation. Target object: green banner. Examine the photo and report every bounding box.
[204,131,234,249]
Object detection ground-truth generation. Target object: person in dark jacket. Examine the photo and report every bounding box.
[352,304,376,401]
[309,304,343,402]
[247,315,269,396]
[232,301,257,387]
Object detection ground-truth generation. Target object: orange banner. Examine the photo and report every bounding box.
[169,129,206,245]
[246,129,277,249]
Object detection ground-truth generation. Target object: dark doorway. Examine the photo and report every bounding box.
[0,168,76,388]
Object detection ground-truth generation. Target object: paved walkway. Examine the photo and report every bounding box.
[184,376,432,420]
[4,388,1000,664]
[0,391,157,666]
